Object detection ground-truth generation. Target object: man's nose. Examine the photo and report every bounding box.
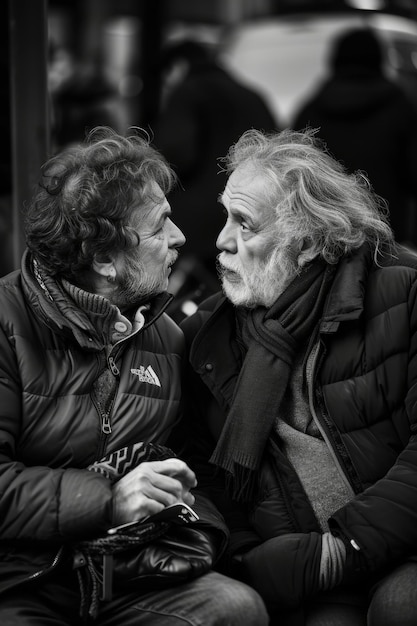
[169,219,186,248]
[216,221,236,253]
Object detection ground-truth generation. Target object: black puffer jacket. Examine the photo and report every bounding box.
[0,251,227,595]
[180,244,417,602]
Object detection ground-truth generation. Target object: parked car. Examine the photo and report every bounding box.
[221,11,417,126]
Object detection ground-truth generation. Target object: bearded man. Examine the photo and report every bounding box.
[179,128,417,625]
[0,127,268,626]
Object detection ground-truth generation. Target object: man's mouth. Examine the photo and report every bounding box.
[219,264,241,283]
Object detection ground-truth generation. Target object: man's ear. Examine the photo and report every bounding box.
[92,257,116,280]
[298,239,317,268]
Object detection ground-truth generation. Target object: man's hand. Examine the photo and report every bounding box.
[235,532,322,609]
[112,458,197,525]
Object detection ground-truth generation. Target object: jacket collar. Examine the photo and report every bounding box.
[21,250,173,350]
[319,243,373,332]
[188,294,242,412]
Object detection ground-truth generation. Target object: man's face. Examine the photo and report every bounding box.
[113,182,185,307]
[217,164,299,308]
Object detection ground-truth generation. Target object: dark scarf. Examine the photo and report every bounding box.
[209,259,337,502]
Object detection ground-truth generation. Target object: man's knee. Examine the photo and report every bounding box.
[131,571,269,626]
[368,561,417,626]
[213,576,269,626]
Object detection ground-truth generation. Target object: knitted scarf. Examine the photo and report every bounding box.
[209,259,337,502]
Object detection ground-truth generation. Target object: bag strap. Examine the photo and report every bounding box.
[73,520,171,619]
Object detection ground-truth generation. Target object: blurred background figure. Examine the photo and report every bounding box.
[293,27,417,248]
[153,38,279,316]
[48,28,126,150]
[51,55,118,149]
[0,14,13,277]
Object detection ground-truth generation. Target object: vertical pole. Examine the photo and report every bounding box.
[9,0,50,269]
[140,0,165,130]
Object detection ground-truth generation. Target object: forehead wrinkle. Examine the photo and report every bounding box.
[224,181,271,219]
[140,203,170,234]
[224,176,256,203]
[131,182,169,225]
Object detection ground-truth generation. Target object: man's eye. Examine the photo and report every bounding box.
[240,221,251,232]
[155,218,168,234]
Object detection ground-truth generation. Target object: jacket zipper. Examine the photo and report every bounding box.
[307,338,364,552]
[306,340,355,497]
[101,356,120,437]
[108,355,120,377]
[26,546,64,581]
[1,545,66,594]
[94,353,121,458]
[95,320,143,456]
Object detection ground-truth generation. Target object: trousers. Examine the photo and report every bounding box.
[269,560,417,626]
[0,563,268,626]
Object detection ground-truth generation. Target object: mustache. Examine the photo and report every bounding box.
[167,250,179,267]
[216,253,241,275]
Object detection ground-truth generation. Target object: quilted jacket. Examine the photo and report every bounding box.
[0,251,227,595]
[180,243,417,600]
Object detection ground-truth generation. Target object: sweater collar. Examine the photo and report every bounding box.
[60,279,150,345]
[21,250,173,349]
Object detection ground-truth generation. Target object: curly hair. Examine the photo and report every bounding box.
[222,127,394,265]
[24,126,176,280]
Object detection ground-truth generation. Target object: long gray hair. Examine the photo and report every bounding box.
[222,127,394,265]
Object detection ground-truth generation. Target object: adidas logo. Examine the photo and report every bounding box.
[131,365,161,387]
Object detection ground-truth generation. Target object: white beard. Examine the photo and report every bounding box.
[218,246,299,309]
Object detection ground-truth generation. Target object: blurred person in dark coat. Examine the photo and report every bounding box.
[153,39,279,286]
[294,28,417,247]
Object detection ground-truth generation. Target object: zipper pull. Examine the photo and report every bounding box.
[108,356,120,376]
[102,414,112,435]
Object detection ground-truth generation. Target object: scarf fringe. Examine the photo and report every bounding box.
[225,465,259,503]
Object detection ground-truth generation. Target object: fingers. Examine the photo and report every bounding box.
[150,458,197,489]
[182,490,195,507]
[139,472,187,505]
[129,460,196,502]
[111,459,197,525]
[112,485,166,525]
